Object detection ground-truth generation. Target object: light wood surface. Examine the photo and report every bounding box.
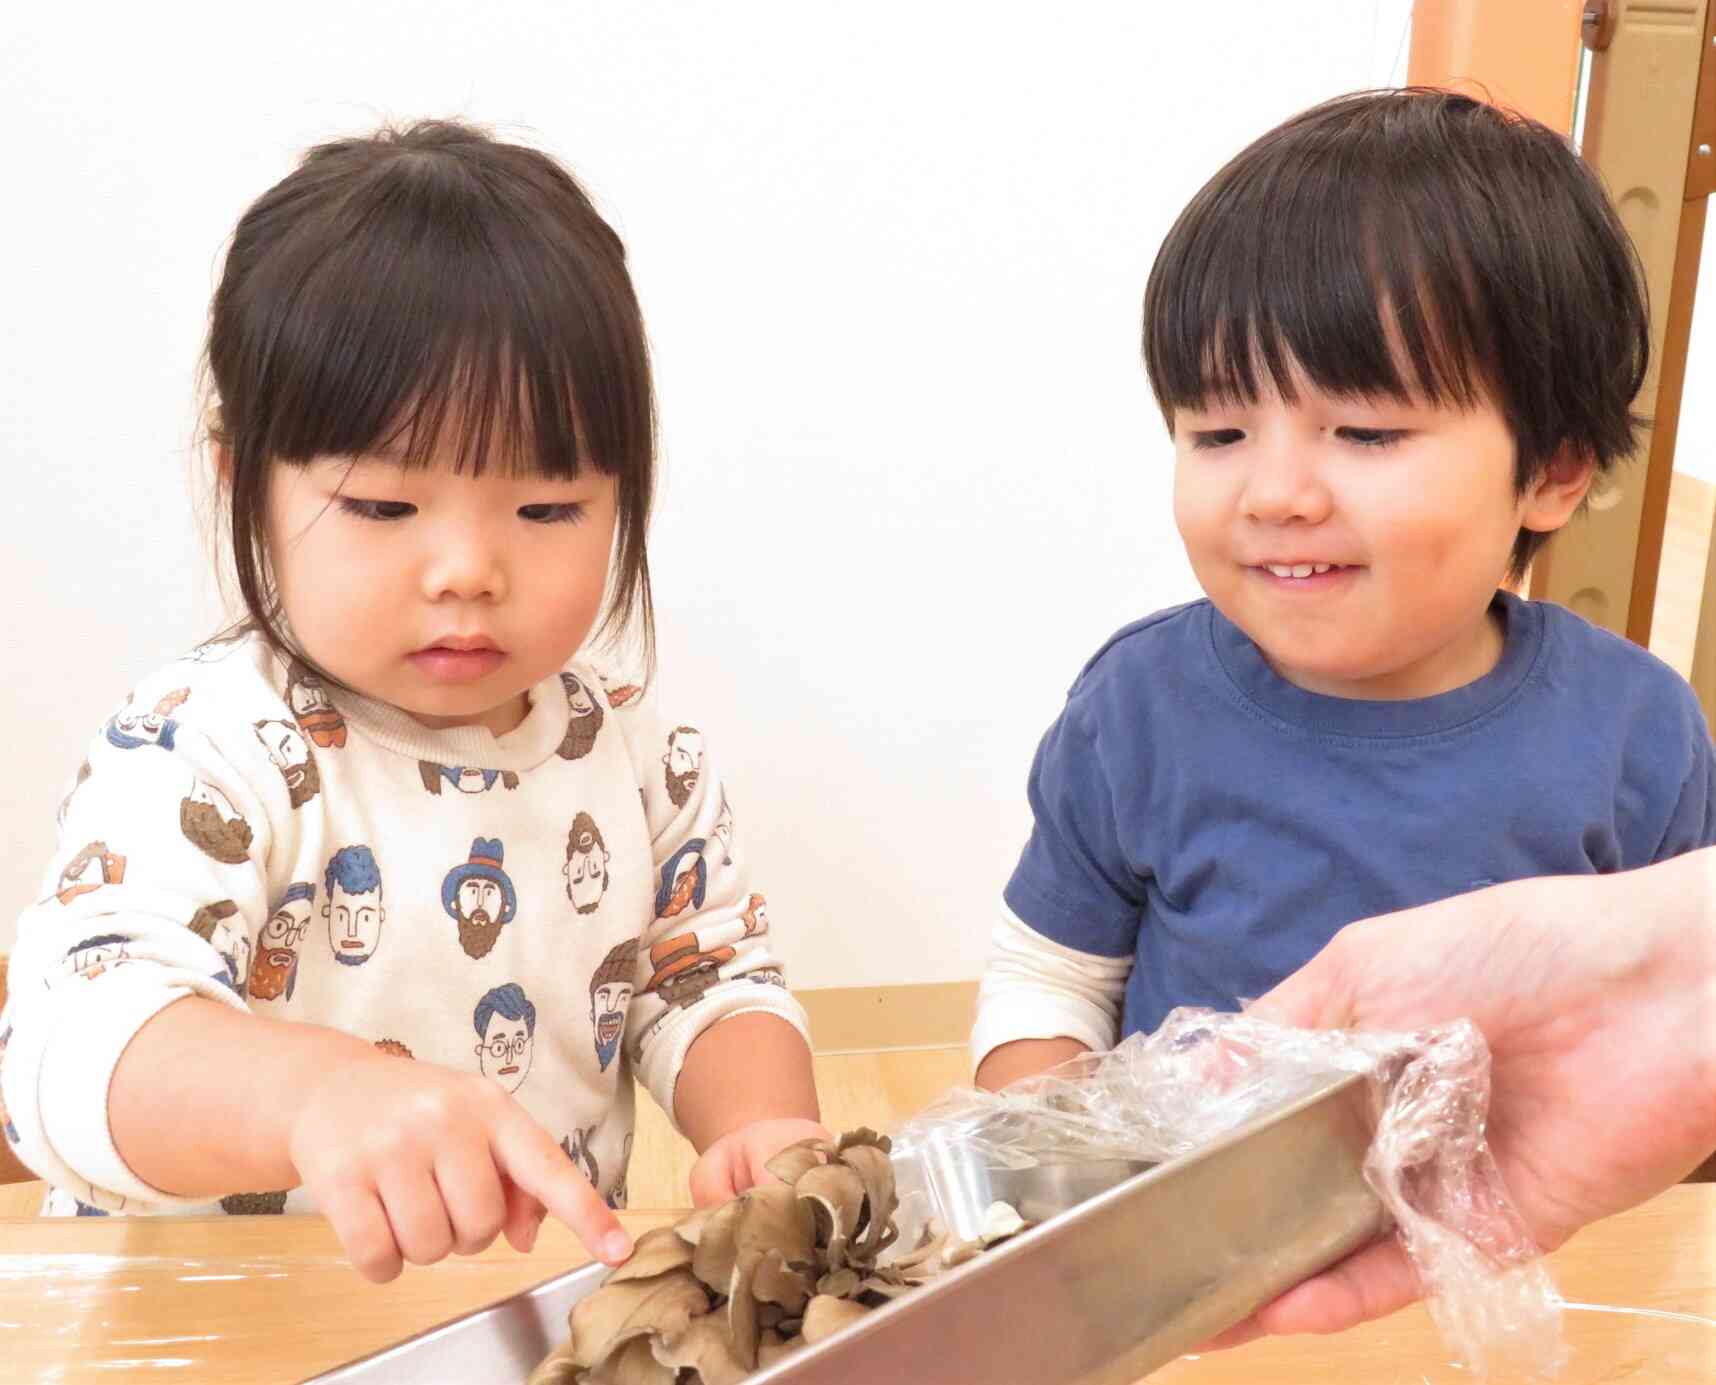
[0,1183,1708,1382]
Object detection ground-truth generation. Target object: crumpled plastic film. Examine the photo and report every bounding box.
[890,1007,1564,1379]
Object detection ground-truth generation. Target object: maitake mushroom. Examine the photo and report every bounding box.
[528,1129,1026,1384]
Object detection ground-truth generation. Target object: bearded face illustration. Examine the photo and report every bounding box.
[557,673,604,761]
[455,876,506,959]
[249,890,312,1002]
[662,727,704,809]
[563,812,610,915]
[180,781,254,864]
[255,720,320,808]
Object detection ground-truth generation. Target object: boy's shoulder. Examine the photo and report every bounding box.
[1069,599,1215,693]
[1528,596,1702,715]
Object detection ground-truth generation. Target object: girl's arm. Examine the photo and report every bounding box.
[109,994,631,1280]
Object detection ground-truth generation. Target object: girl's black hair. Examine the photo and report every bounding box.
[204,118,656,669]
[1142,88,1650,577]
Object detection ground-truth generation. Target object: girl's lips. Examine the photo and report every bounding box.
[409,647,507,683]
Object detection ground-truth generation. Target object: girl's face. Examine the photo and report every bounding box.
[1171,373,1590,701]
[265,454,617,735]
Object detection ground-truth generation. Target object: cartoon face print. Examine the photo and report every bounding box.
[607,1133,633,1210]
[562,812,611,916]
[662,727,704,809]
[105,687,190,751]
[184,630,246,663]
[374,1039,415,1059]
[65,933,130,982]
[643,932,736,1011]
[473,983,536,1093]
[180,779,254,865]
[187,899,245,989]
[57,760,92,828]
[286,660,347,749]
[556,673,604,761]
[250,885,314,1002]
[712,789,735,867]
[738,893,769,938]
[562,1126,599,1188]
[588,939,638,1072]
[323,846,384,966]
[254,719,319,809]
[417,762,520,795]
[55,842,125,905]
[655,839,709,921]
[218,932,254,993]
[598,671,642,708]
[441,838,518,961]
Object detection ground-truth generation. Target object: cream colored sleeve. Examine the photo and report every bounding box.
[970,903,1133,1074]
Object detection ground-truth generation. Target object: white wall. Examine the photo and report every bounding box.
[1671,218,1716,485]
[0,1,1411,986]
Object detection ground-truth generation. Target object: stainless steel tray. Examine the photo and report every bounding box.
[309,1070,1385,1384]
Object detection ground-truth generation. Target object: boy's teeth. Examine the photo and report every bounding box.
[1266,563,1338,578]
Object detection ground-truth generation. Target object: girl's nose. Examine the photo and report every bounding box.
[1239,438,1332,526]
[422,528,508,603]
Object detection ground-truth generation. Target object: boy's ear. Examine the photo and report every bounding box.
[211,441,235,495]
[1519,444,1598,534]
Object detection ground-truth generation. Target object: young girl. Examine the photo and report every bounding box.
[0,120,825,1280]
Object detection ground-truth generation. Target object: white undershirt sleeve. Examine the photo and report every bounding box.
[970,904,1132,1075]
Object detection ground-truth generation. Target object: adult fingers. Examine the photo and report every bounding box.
[492,1112,630,1264]
[1252,1238,1422,1336]
[376,1168,457,1267]
[322,1183,403,1283]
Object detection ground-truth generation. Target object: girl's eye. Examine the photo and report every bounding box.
[1337,427,1408,449]
[1187,429,1244,450]
[338,498,416,521]
[518,502,586,525]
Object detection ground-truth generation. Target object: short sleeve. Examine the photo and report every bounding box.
[1002,701,1144,959]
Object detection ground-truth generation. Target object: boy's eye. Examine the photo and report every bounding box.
[338,498,416,521]
[1336,427,1408,449]
[518,502,586,525]
[1187,429,1244,450]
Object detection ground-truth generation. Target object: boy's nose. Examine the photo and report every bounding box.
[1239,444,1332,525]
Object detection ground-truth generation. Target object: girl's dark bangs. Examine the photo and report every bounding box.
[1144,157,1492,418]
[239,162,637,482]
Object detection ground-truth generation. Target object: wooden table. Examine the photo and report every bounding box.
[1,1183,1711,1382]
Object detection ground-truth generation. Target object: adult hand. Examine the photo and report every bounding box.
[688,1116,833,1208]
[1217,848,1716,1344]
[288,1049,631,1282]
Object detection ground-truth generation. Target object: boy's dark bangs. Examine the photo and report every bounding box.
[1143,151,1495,419]
[230,157,648,481]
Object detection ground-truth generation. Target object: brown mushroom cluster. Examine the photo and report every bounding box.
[528,1129,1021,1384]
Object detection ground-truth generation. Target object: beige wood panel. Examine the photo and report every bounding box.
[799,979,976,1052]
[627,1044,970,1208]
[1530,0,1714,640]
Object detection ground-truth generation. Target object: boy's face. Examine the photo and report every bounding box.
[265,450,617,738]
[1172,378,1590,700]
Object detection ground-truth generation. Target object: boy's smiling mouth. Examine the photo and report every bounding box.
[1260,561,1350,578]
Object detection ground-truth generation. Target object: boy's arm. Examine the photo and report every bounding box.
[971,905,1130,1089]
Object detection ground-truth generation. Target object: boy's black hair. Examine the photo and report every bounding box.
[1142,88,1650,577]
[203,118,656,669]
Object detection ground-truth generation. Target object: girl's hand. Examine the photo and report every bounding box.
[688,1117,833,1207]
[286,1049,632,1283]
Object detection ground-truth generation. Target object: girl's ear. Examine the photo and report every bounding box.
[1519,444,1598,534]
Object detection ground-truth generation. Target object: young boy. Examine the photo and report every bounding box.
[973,89,1716,1088]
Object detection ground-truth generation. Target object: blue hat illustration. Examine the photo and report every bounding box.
[442,838,518,922]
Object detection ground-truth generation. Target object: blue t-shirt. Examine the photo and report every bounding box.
[1004,593,1716,1039]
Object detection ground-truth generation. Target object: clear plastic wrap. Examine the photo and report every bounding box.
[889,1007,1565,1379]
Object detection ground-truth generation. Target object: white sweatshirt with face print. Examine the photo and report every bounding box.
[0,634,806,1217]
